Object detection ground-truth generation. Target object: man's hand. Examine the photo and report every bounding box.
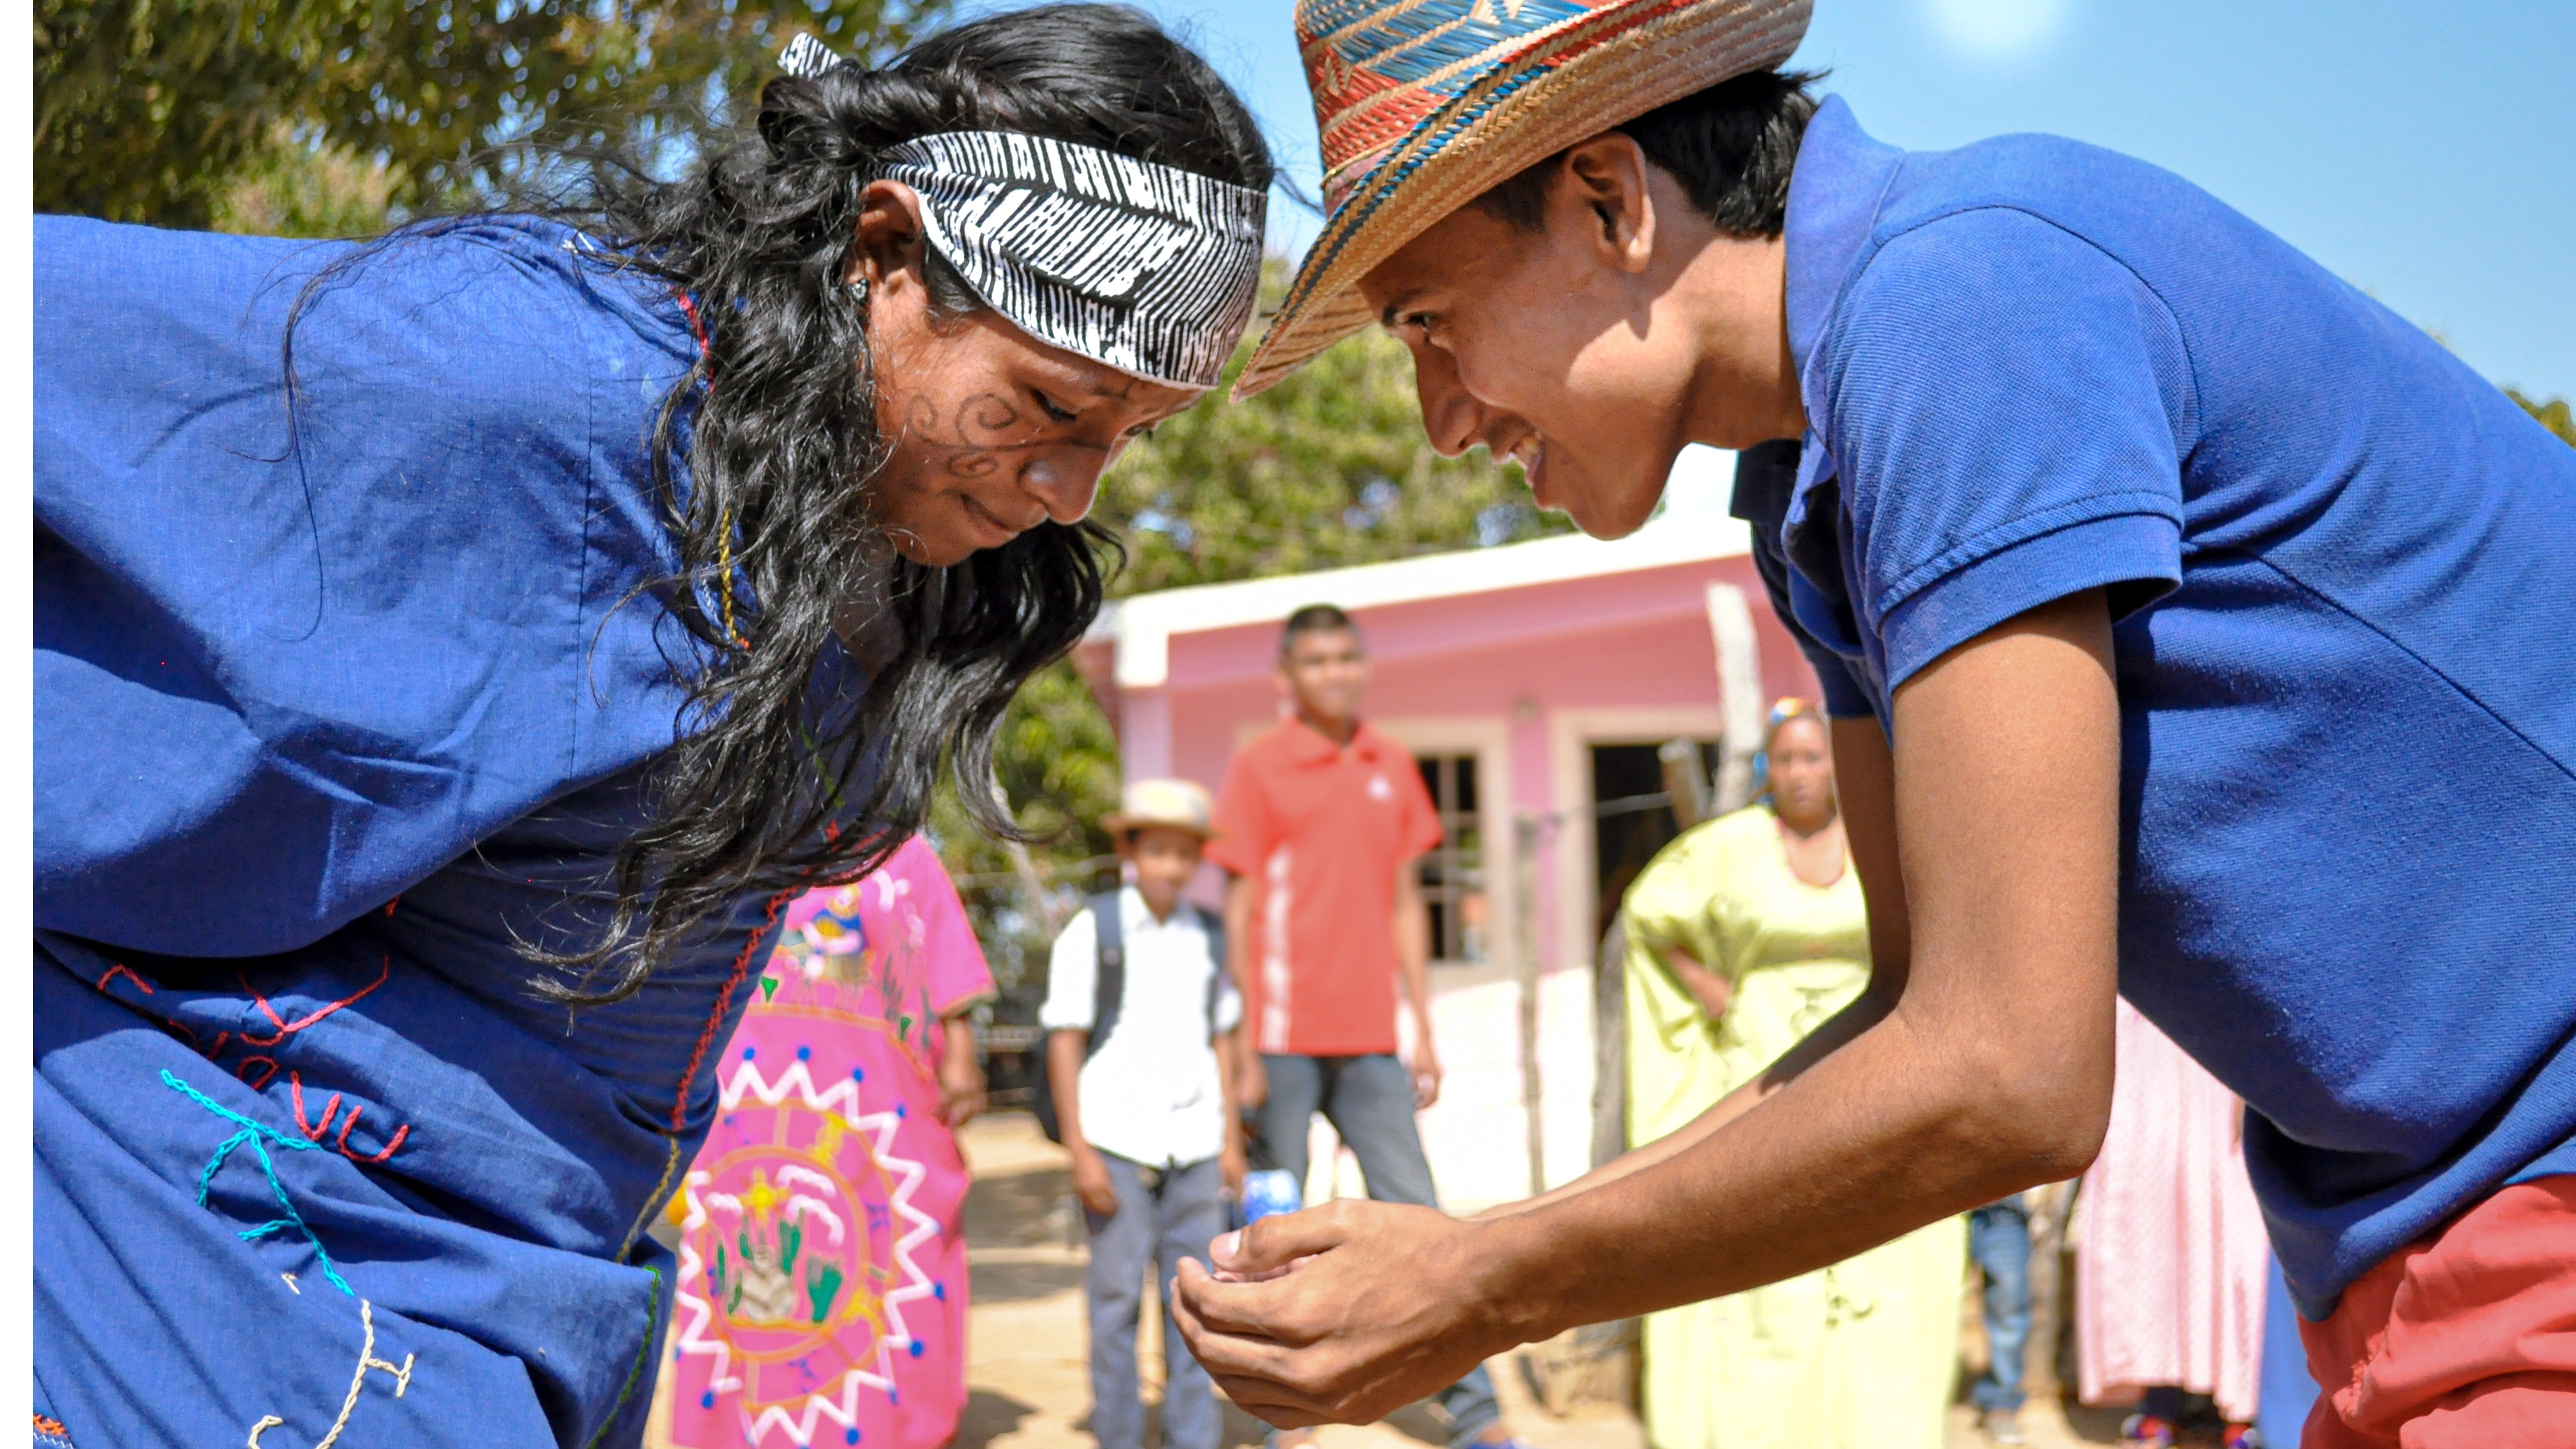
[1409,1029,1443,1109]
[1221,1138,1249,1199]
[1070,1146,1121,1219]
[1172,1199,1511,1428]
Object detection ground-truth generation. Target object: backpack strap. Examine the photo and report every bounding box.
[1086,891,1126,1059]
[1202,910,1229,1038]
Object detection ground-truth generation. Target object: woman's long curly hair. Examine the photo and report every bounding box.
[541,5,1272,1002]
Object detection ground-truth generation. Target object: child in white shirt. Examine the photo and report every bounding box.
[1041,779,1244,1449]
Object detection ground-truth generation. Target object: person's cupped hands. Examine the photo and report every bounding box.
[1171,1198,1517,1429]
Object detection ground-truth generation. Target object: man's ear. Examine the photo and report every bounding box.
[1556,133,1658,275]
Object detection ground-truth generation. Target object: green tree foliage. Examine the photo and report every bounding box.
[938,291,1565,985]
[36,0,947,230]
[2507,388,2576,448]
[1096,287,1569,593]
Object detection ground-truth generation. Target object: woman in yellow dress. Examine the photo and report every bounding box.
[1622,700,1966,1449]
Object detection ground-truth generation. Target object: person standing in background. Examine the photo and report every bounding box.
[1208,605,1533,1449]
[1043,780,1246,1449]
[1967,1195,2036,1445]
[667,835,994,1449]
[2076,999,2271,1448]
[1620,700,1962,1449]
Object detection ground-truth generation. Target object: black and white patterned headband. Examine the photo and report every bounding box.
[780,35,1267,390]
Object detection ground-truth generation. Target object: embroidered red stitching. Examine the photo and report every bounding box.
[336,1103,410,1164]
[239,952,389,1047]
[85,953,410,1161]
[291,1072,344,1141]
[667,890,794,1132]
[287,1070,412,1163]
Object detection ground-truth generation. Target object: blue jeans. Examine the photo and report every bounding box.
[1969,1196,2033,1413]
[1260,1054,1503,1447]
[1087,1154,1229,1449]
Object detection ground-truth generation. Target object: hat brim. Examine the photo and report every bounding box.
[1102,813,1219,841]
[1235,0,1812,400]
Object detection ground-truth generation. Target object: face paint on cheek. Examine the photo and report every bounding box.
[961,393,1020,436]
[900,393,937,435]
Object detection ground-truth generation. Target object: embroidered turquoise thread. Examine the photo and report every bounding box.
[161,1069,353,1296]
[581,1265,664,1449]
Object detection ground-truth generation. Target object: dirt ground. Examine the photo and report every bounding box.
[645,1113,2136,1448]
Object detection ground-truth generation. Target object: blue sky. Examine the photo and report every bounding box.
[962,0,2574,401]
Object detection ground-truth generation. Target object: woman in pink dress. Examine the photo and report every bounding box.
[2076,998,2272,1447]
[667,836,995,1449]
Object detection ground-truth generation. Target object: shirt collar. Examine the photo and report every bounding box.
[1783,96,1907,401]
[1119,884,1200,933]
[1281,715,1377,764]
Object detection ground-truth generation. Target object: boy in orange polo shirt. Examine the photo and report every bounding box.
[1208,604,1529,1449]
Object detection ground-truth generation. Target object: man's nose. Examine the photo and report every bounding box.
[1411,344,1485,460]
[1020,448,1104,525]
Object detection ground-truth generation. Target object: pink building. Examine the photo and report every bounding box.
[1075,454,1820,1207]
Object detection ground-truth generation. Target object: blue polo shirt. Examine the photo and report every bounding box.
[1755,99,2576,1318]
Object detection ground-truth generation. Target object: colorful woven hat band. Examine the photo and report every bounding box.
[1241,0,1812,399]
[780,36,1268,390]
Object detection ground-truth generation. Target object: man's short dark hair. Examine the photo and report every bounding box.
[1475,69,1822,238]
[1281,603,1360,654]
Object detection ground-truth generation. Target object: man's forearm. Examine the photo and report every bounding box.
[1223,874,1259,1005]
[1476,594,2120,1341]
[1391,867,1432,1030]
[1480,978,1895,1219]
[1476,983,2080,1343]
[1168,596,2122,1427]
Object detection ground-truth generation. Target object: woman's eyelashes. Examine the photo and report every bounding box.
[1030,388,1078,424]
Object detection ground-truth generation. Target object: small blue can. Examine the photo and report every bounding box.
[1238,1167,1301,1226]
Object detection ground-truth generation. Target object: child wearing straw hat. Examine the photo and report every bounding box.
[1174,4,2576,1447]
[1042,779,1247,1449]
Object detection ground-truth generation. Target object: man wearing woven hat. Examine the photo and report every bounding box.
[1174,4,2576,1445]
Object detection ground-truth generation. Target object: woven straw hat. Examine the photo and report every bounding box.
[1236,0,1812,399]
[1103,778,1219,840]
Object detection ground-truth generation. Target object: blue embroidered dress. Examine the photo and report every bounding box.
[33,215,834,1447]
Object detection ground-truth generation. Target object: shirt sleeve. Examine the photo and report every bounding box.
[1817,208,2191,695]
[1204,750,1276,878]
[1621,833,1726,976]
[1038,907,1100,1032]
[33,216,703,956]
[897,839,995,1014]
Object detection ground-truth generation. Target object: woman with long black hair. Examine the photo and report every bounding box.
[31,8,1270,1444]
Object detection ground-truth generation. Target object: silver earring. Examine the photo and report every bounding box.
[849,276,869,303]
